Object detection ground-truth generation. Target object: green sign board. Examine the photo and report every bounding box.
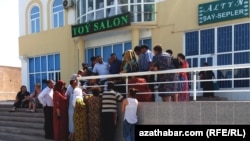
[71,12,131,37]
[198,0,249,25]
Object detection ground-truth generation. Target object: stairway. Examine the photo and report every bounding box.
[0,101,52,141]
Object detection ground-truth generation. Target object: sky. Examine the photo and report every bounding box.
[0,0,21,67]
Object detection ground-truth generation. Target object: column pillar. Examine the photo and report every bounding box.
[131,28,140,49]
[78,39,85,69]
[19,56,29,90]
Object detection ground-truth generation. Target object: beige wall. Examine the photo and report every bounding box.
[19,25,81,84]
[153,0,250,57]
[0,66,21,100]
[19,0,250,86]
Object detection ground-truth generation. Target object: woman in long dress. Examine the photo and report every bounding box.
[177,53,190,101]
[53,80,69,141]
[86,87,102,141]
[65,78,78,141]
[73,87,88,141]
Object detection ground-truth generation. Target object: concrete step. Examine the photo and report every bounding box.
[0,107,44,113]
[0,132,53,141]
[0,126,45,137]
[0,115,44,123]
[0,111,44,118]
[0,101,47,141]
[0,120,44,129]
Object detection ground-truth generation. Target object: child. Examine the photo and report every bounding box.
[122,88,139,141]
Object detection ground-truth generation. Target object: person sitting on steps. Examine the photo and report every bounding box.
[9,85,30,112]
[26,83,42,113]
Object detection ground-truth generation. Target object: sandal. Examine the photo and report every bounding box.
[30,110,35,113]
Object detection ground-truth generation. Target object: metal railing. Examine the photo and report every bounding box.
[77,63,250,101]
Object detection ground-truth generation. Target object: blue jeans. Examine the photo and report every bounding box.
[123,120,136,141]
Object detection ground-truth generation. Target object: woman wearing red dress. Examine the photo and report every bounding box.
[53,80,69,141]
[128,76,152,102]
[177,53,190,101]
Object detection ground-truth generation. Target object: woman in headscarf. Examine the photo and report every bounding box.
[73,86,88,141]
[177,53,190,101]
[85,87,102,141]
[53,80,69,141]
[120,50,139,73]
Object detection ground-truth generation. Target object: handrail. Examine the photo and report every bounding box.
[77,63,250,101]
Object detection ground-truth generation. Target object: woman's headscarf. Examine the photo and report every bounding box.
[122,50,137,69]
[54,80,66,94]
[123,50,135,62]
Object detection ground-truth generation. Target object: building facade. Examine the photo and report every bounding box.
[19,0,250,100]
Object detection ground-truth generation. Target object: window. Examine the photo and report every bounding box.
[217,26,232,53]
[30,6,40,33]
[200,29,215,54]
[28,54,60,92]
[185,23,250,88]
[52,0,64,28]
[76,0,156,24]
[185,31,199,56]
[85,38,152,66]
[85,41,132,66]
[139,38,152,50]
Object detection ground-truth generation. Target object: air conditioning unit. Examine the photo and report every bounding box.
[63,0,73,9]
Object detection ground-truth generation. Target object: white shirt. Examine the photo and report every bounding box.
[72,87,83,107]
[92,62,110,81]
[65,85,73,99]
[124,98,138,124]
[38,86,54,107]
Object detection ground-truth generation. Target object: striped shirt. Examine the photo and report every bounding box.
[101,90,124,112]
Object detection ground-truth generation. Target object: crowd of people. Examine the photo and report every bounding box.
[35,78,137,141]
[8,44,217,141]
[80,44,191,102]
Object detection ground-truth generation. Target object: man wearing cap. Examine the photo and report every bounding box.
[38,79,55,139]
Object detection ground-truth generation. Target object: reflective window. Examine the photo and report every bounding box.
[124,42,132,51]
[76,0,156,24]
[53,0,64,28]
[217,26,232,53]
[185,31,199,56]
[28,54,61,92]
[85,38,151,67]
[234,23,250,51]
[200,29,215,54]
[139,38,152,50]
[85,41,132,66]
[30,6,40,33]
[185,23,250,88]
[113,43,123,60]
[103,45,112,62]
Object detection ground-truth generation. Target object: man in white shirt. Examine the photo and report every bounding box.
[92,56,110,85]
[38,79,55,140]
